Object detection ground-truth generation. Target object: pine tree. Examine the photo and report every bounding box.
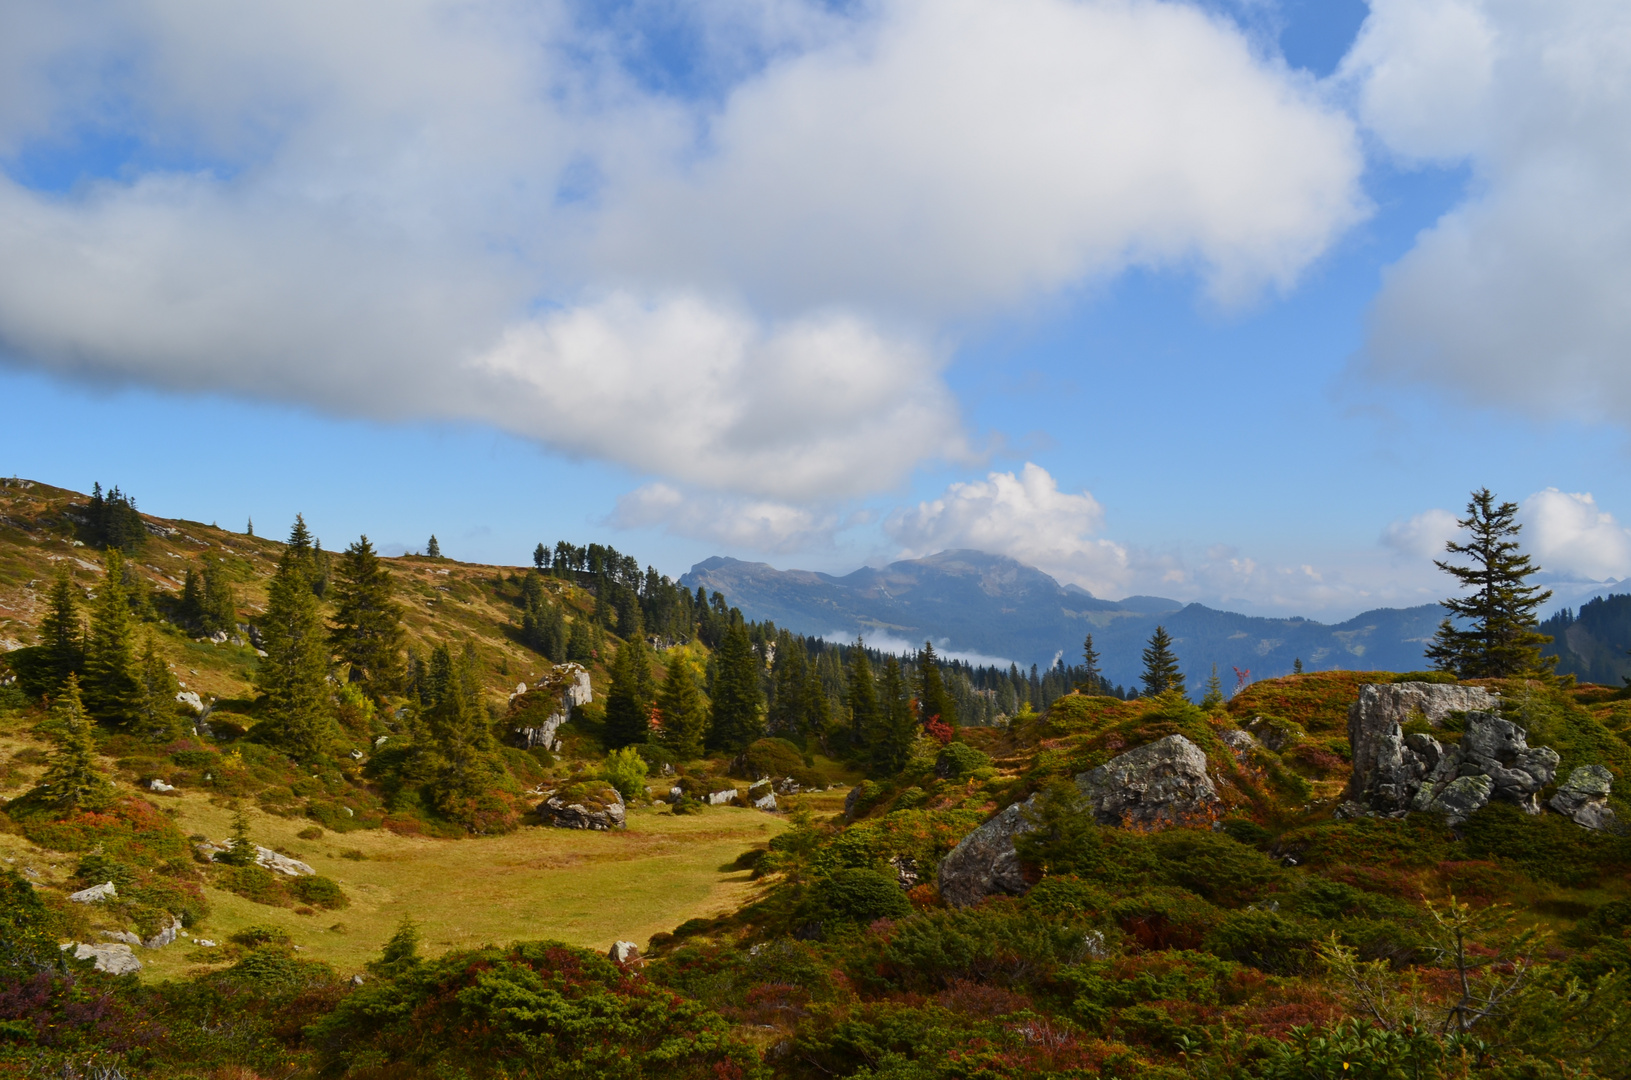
[329,536,405,701]
[708,622,764,752]
[846,644,879,747]
[426,535,441,559]
[134,634,181,740]
[603,640,652,748]
[421,643,498,817]
[915,642,958,729]
[1425,488,1556,679]
[767,634,807,739]
[1293,658,1304,675]
[1201,664,1224,710]
[871,657,915,776]
[533,543,548,570]
[799,660,831,746]
[1140,626,1185,698]
[83,549,142,727]
[255,518,336,759]
[202,560,237,634]
[246,517,254,537]
[37,568,83,692]
[1080,633,1102,694]
[217,803,259,867]
[565,618,595,664]
[33,675,113,813]
[656,653,709,760]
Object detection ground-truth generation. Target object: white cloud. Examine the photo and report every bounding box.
[1381,508,1461,560]
[1346,0,1631,420]
[0,0,1364,498]
[610,481,841,552]
[886,463,1131,595]
[1519,488,1631,582]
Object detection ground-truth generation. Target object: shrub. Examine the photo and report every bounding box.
[598,746,649,802]
[880,903,1096,989]
[1203,909,1321,974]
[1145,828,1284,905]
[297,826,324,840]
[219,864,290,907]
[741,737,806,780]
[933,742,992,779]
[1024,875,1112,918]
[1107,889,1222,952]
[290,875,348,910]
[230,925,294,952]
[805,867,911,925]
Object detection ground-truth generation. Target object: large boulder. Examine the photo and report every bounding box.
[937,796,1038,908]
[514,663,593,752]
[1348,682,1500,811]
[542,783,626,830]
[68,882,117,903]
[197,842,316,876]
[1404,715,1558,818]
[1076,734,1220,829]
[1550,766,1622,832]
[63,942,141,975]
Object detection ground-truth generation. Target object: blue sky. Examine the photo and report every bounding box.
[2,0,1629,621]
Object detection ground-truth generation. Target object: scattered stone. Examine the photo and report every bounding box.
[349,749,364,761]
[351,973,366,986]
[776,777,801,795]
[148,778,176,793]
[176,690,205,714]
[1550,765,1623,832]
[542,786,627,830]
[196,939,217,948]
[63,942,142,975]
[374,735,389,747]
[197,842,316,876]
[707,789,738,806]
[69,882,117,903]
[938,796,1038,908]
[99,930,142,946]
[1076,734,1220,829]
[608,941,640,964]
[143,916,182,949]
[747,779,778,810]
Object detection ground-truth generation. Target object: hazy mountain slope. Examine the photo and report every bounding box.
[1543,594,1631,685]
[683,550,1446,684]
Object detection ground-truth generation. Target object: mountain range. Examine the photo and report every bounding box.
[681,550,1448,686]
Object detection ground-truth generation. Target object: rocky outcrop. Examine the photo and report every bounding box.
[63,942,141,975]
[197,842,316,876]
[1416,774,1494,825]
[542,786,626,830]
[176,690,205,714]
[69,882,117,903]
[1347,682,1499,810]
[1550,766,1622,832]
[1076,734,1220,829]
[608,941,640,964]
[143,915,182,949]
[748,780,777,812]
[938,796,1038,908]
[515,663,593,752]
[707,789,738,806]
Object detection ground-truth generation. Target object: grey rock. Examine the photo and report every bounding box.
[1218,729,1258,762]
[1075,734,1220,829]
[843,785,866,821]
[349,749,364,761]
[69,882,117,903]
[608,940,640,964]
[148,778,176,793]
[1247,716,1305,753]
[748,780,777,812]
[351,973,366,986]
[889,856,920,889]
[176,690,205,714]
[99,930,142,946]
[1348,682,1499,810]
[707,789,738,806]
[776,777,801,795]
[1550,765,1622,832]
[143,916,182,949]
[64,942,142,975]
[543,789,627,830]
[1457,716,1558,813]
[938,796,1038,908]
[514,662,593,752]
[1421,774,1493,825]
[198,842,316,876]
[195,939,218,948]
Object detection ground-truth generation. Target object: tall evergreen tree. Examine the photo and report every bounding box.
[134,634,182,740]
[767,634,808,738]
[83,549,142,727]
[421,643,498,818]
[37,568,83,692]
[708,622,764,752]
[799,661,832,746]
[871,657,915,776]
[426,535,441,558]
[656,653,709,760]
[33,675,114,813]
[565,617,595,664]
[846,643,880,747]
[533,543,548,570]
[202,560,237,633]
[1140,626,1185,698]
[255,518,336,759]
[1425,488,1556,679]
[1080,633,1102,694]
[1201,664,1224,710]
[329,536,406,701]
[603,640,653,748]
[915,642,958,729]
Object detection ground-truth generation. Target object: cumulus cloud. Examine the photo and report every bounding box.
[1381,508,1462,560]
[0,0,1363,497]
[610,481,841,552]
[886,463,1131,595]
[1519,488,1631,582]
[1346,0,1631,420]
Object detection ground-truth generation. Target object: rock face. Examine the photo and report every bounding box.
[542,787,626,830]
[69,882,117,903]
[515,663,593,752]
[143,915,183,949]
[938,797,1038,908]
[64,942,141,975]
[608,941,640,964]
[99,930,142,946]
[1347,682,1500,810]
[1416,774,1495,825]
[1076,734,1220,829]
[1550,766,1622,832]
[748,780,777,812]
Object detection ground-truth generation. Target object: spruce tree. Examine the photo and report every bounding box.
[533,543,547,570]
[1293,658,1304,674]
[871,657,915,776]
[255,518,336,760]
[1425,488,1556,679]
[1201,664,1224,710]
[767,634,807,739]
[708,622,764,752]
[603,641,651,748]
[799,660,831,746]
[846,644,879,747]
[421,643,498,818]
[566,618,595,664]
[656,653,708,760]
[34,675,114,813]
[83,549,143,727]
[202,560,237,634]
[915,642,958,729]
[1080,633,1102,694]
[1140,626,1185,698]
[329,536,406,701]
[134,634,181,740]
[37,568,83,692]
[217,803,259,866]
[426,535,441,559]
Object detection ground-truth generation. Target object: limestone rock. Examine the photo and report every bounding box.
[515,663,593,752]
[1550,765,1622,832]
[776,777,801,795]
[64,942,142,975]
[148,778,176,793]
[1075,734,1220,829]
[748,779,777,812]
[198,842,316,876]
[608,940,640,964]
[707,788,738,806]
[889,856,920,889]
[176,690,205,714]
[1420,774,1493,825]
[1218,729,1258,763]
[938,796,1038,908]
[69,882,117,903]
[143,915,182,949]
[1407,715,1558,818]
[1348,682,1499,810]
[542,785,626,830]
[99,930,142,946]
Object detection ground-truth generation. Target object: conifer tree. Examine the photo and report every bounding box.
[565,618,595,664]
[421,643,498,816]
[603,641,652,748]
[767,634,807,738]
[255,518,336,760]
[871,657,915,776]
[37,568,83,692]
[1425,488,1556,679]
[246,517,254,537]
[1080,633,1102,694]
[134,634,181,740]
[1201,664,1224,710]
[846,644,879,747]
[329,536,405,701]
[708,622,764,752]
[83,549,143,727]
[1293,658,1304,674]
[533,543,547,570]
[915,642,958,729]
[217,803,258,866]
[33,675,113,813]
[1140,626,1185,698]
[202,560,237,634]
[426,535,441,559]
[656,653,708,760]
[799,661,832,746]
